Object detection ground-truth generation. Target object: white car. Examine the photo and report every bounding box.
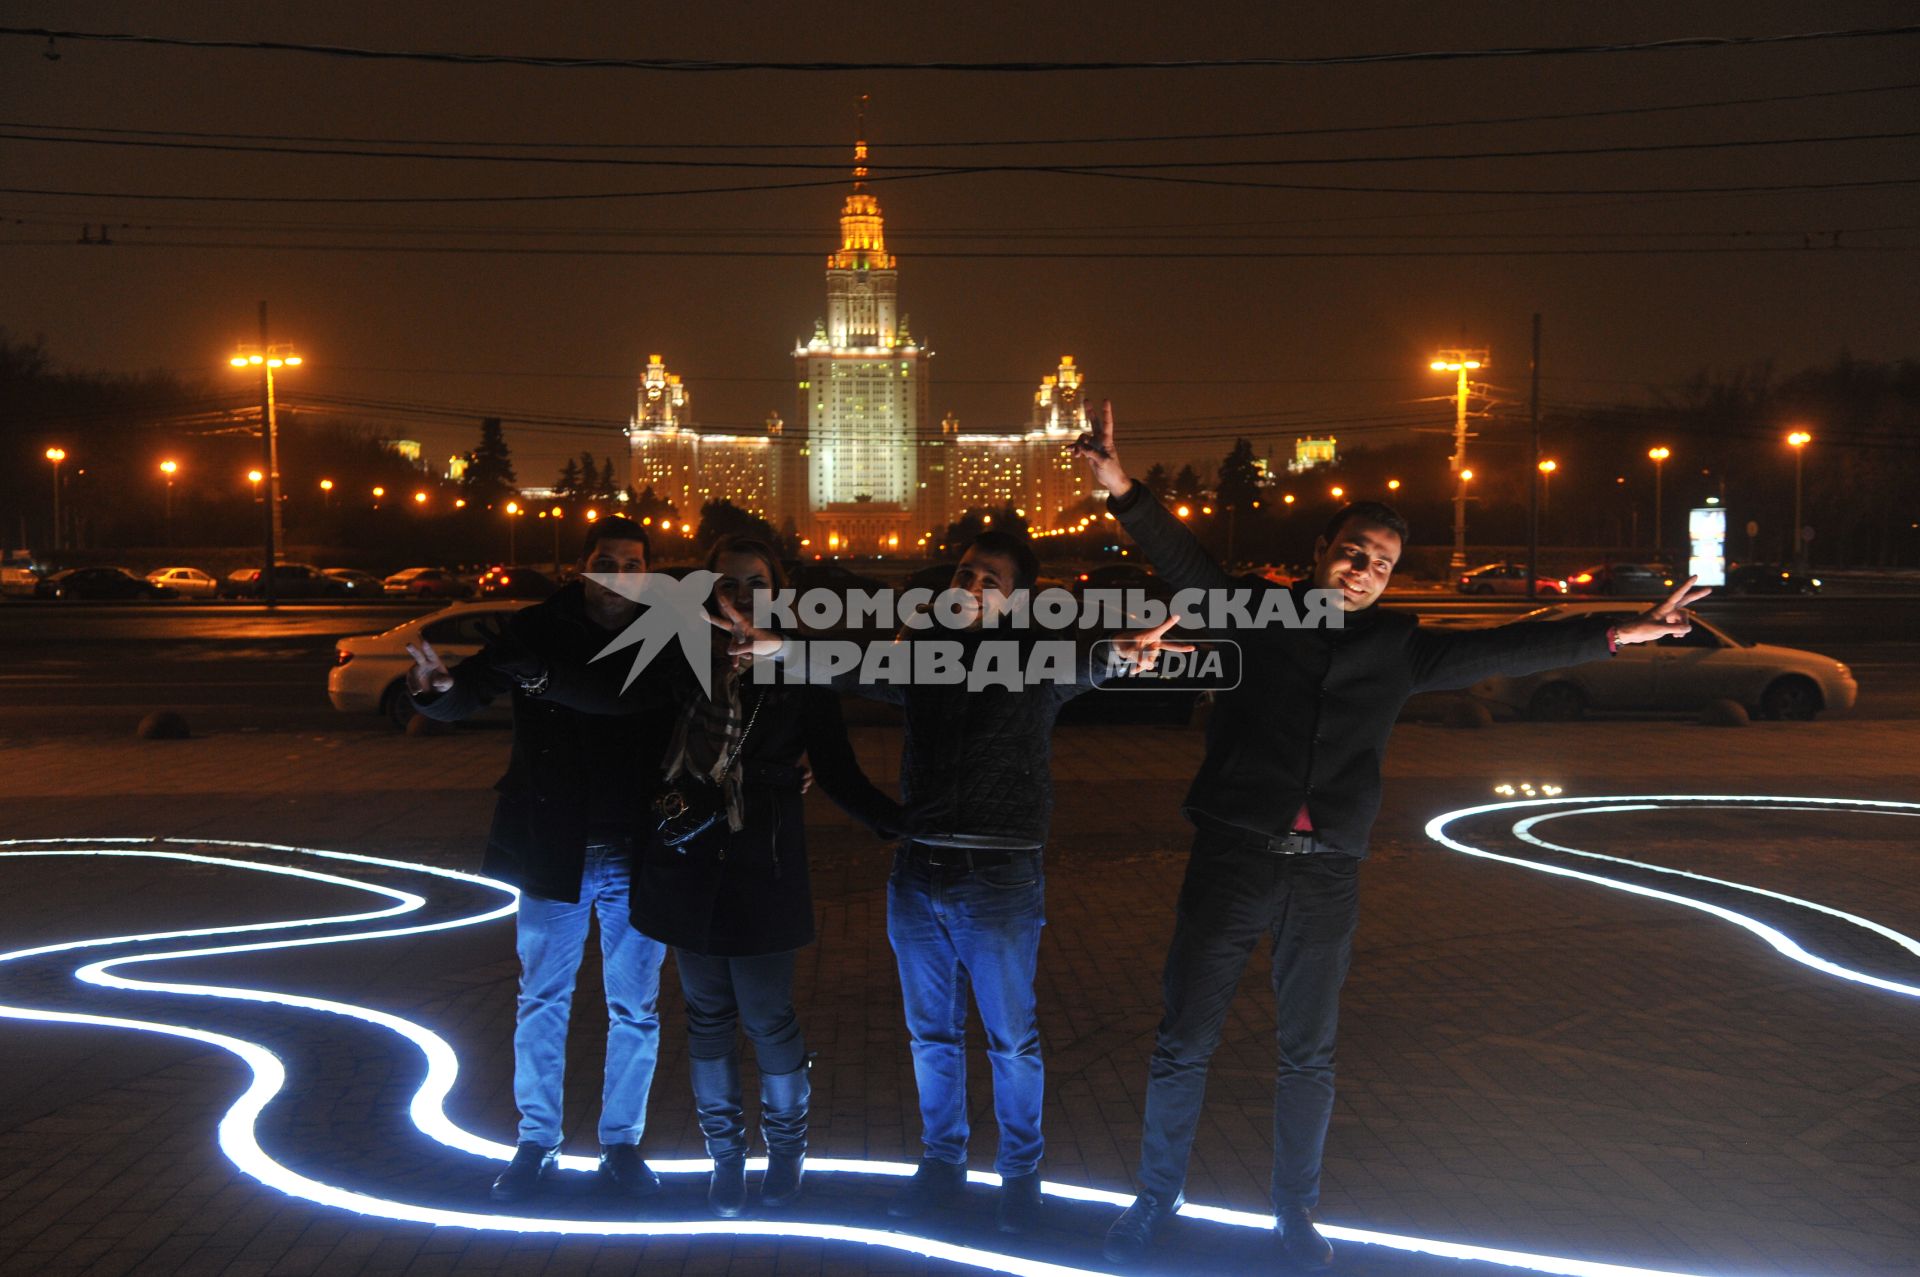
[1468,601,1858,721]
[328,600,531,728]
[146,566,220,599]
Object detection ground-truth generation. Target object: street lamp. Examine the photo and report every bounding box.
[1787,429,1812,569]
[159,459,179,544]
[413,490,428,506]
[1431,348,1489,571]
[319,478,334,509]
[228,309,302,605]
[1330,486,1344,500]
[45,447,67,550]
[1647,446,1671,551]
[1536,459,1557,527]
[1387,478,1401,493]
[504,500,522,563]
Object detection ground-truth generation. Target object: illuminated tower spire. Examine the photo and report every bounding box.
[831,95,893,276]
[825,95,896,346]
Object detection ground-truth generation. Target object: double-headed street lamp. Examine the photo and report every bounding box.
[1787,429,1812,569]
[44,447,66,550]
[1430,349,1488,572]
[228,308,303,606]
[1647,446,1671,551]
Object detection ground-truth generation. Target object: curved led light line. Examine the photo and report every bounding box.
[1424,794,1920,999]
[0,837,1749,1277]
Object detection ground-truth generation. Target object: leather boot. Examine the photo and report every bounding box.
[689,1053,748,1218]
[757,1061,810,1208]
[1102,1190,1185,1265]
[1276,1203,1334,1271]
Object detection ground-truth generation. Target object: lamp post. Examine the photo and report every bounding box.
[159,459,178,544]
[319,478,334,509]
[44,447,66,550]
[550,505,564,572]
[505,501,521,563]
[228,306,302,606]
[1647,446,1671,552]
[1536,459,1557,528]
[1430,349,1489,572]
[1787,430,1812,569]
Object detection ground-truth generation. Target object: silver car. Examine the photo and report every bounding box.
[328,600,531,728]
[1469,602,1858,721]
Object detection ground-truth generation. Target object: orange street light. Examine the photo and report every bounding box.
[1387,478,1401,492]
[1459,469,1474,482]
[1330,486,1344,500]
[1786,430,1813,568]
[1647,447,1671,549]
[158,459,179,539]
[45,447,68,550]
[413,490,428,505]
[1283,494,1296,505]
[1175,504,1192,519]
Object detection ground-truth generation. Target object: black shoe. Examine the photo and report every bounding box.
[885,1157,968,1219]
[1101,1190,1184,1265]
[490,1141,561,1203]
[1277,1204,1334,1272]
[708,1153,748,1218]
[758,1063,810,1209]
[994,1171,1044,1234]
[598,1143,662,1198]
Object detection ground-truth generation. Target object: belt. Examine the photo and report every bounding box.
[903,842,1040,871]
[1194,812,1328,857]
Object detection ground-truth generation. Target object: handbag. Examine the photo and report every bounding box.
[651,692,763,848]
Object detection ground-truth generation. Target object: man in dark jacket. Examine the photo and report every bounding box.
[1074,404,1706,1269]
[721,529,1178,1234]
[405,516,686,1204]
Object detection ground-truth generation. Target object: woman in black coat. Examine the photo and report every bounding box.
[634,534,901,1217]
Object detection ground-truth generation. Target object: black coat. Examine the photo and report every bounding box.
[1111,487,1615,857]
[830,630,1103,849]
[630,685,902,957]
[411,582,685,902]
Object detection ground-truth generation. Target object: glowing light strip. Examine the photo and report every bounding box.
[1424,795,1920,999]
[0,838,1753,1277]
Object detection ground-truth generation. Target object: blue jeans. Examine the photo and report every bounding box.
[886,847,1046,1177]
[513,841,666,1147]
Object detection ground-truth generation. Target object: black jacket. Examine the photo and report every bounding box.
[631,685,902,956]
[411,582,685,901]
[1111,487,1615,857]
[826,628,1104,849]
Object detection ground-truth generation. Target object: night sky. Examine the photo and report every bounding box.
[4,2,1917,485]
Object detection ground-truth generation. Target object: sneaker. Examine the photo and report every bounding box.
[490,1141,561,1203]
[885,1157,968,1219]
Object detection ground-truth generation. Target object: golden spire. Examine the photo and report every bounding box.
[830,93,893,270]
[853,93,869,188]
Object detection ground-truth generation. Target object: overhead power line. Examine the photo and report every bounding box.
[5,80,1917,151]
[8,24,1920,71]
[5,124,1915,171]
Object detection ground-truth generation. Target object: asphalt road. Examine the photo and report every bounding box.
[1,593,1915,737]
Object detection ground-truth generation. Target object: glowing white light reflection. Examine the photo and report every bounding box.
[1425,795,1920,999]
[0,837,1773,1277]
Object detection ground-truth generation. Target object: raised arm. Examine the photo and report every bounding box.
[407,635,515,722]
[1073,400,1235,594]
[796,686,905,838]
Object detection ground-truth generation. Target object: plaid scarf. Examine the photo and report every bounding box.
[661,660,757,833]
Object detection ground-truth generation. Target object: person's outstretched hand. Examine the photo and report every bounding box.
[710,593,785,660]
[1611,576,1713,645]
[1071,399,1133,498]
[1109,615,1196,674]
[403,637,454,695]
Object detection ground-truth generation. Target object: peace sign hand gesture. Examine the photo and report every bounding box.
[708,593,785,661]
[1071,399,1133,499]
[1610,575,1714,646]
[403,638,454,695]
[1110,615,1197,674]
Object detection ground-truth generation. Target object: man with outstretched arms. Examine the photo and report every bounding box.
[1073,403,1706,1270]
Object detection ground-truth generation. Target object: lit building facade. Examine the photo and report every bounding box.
[1289,436,1338,473]
[626,354,781,521]
[947,357,1093,531]
[792,133,933,551]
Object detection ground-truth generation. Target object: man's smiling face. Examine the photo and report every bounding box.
[1311,518,1402,611]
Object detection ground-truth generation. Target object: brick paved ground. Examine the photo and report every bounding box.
[2,715,1917,1276]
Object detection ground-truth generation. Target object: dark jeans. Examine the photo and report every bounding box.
[1136,824,1360,1213]
[675,948,807,1075]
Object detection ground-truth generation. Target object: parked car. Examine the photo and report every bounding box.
[1565,562,1674,597]
[473,565,560,600]
[383,566,471,599]
[1,550,45,597]
[217,563,351,599]
[322,567,386,596]
[1724,563,1824,595]
[1468,601,1857,721]
[1458,561,1568,596]
[36,566,177,601]
[329,600,534,728]
[145,566,220,599]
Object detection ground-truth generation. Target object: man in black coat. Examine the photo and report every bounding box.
[1074,404,1706,1270]
[405,516,687,1204]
